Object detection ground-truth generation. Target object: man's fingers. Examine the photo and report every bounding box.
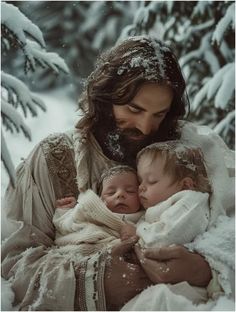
[134,245,146,264]
[112,236,139,256]
[62,196,76,203]
[56,197,76,204]
[55,197,76,208]
[144,245,184,260]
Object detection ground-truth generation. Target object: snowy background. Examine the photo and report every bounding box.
[1,1,235,311]
[1,85,78,193]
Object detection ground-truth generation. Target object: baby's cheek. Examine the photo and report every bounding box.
[101,198,107,205]
[147,192,156,205]
[104,199,113,210]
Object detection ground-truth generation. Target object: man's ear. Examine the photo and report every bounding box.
[181,177,195,190]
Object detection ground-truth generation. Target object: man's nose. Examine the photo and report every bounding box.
[136,116,154,135]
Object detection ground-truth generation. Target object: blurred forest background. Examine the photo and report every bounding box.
[1,1,235,185]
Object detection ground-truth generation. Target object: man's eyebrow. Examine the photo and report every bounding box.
[129,102,146,111]
[129,102,170,114]
[154,107,170,115]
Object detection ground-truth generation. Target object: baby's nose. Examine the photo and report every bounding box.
[116,190,125,198]
[139,184,145,193]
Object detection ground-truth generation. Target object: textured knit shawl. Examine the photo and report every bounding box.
[137,190,210,248]
[53,190,143,256]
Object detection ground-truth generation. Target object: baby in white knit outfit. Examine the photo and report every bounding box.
[121,140,212,247]
[55,165,141,214]
[98,166,141,214]
[53,165,143,253]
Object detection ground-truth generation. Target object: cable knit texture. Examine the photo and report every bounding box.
[53,190,143,256]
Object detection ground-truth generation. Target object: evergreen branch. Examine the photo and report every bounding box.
[192,63,235,111]
[1,2,45,48]
[212,3,235,45]
[1,131,16,188]
[1,2,46,72]
[1,115,15,134]
[26,40,70,75]
[214,111,235,136]
[1,71,46,118]
[1,98,32,141]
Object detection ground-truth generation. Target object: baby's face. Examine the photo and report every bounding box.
[137,155,183,209]
[101,172,140,214]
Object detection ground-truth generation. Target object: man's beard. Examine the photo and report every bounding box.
[100,127,157,166]
[93,116,179,167]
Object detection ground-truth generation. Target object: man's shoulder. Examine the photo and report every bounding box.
[179,120,212,133]
[40,130,75,151]
[40,129,79,199]
[39,129,76,168]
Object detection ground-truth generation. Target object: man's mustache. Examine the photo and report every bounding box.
[119,128,147,139]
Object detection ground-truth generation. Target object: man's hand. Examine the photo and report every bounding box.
[104,237,152,310]
[55,196,76,209]
[135,244,212,287]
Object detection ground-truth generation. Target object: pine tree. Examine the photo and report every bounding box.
[1,2,69,186]
[16,1,138,89]
[119,1,235,148]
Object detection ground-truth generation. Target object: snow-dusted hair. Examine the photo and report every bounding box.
[98,165,137,195]
[137,141,211,194]
[77,35,189,140]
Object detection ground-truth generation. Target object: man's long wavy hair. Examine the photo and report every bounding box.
[76,36,189,141]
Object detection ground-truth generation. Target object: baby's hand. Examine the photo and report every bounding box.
[55,196,77,209]
[120,223,137,241]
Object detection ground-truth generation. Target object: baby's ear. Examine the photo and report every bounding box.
[181,177,195,190]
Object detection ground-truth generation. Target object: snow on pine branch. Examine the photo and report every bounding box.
[175,20,215,43]
[1,2,46,72]
[214,110,235,137]
[26,40,70,74]
[179,33,220,74]
[212,3,235,45]
[191,1,211,17]
[1,131,16,188]
[1,96,32,188]
[1,2,45,47]
[1,71,46,118]
[213,64,235,109]
[1,98,32,140]
[1,3,69,75]
[219,40,234,62]
[192,63,235,111]
[133,5,151,29]
[1,2,70,187]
